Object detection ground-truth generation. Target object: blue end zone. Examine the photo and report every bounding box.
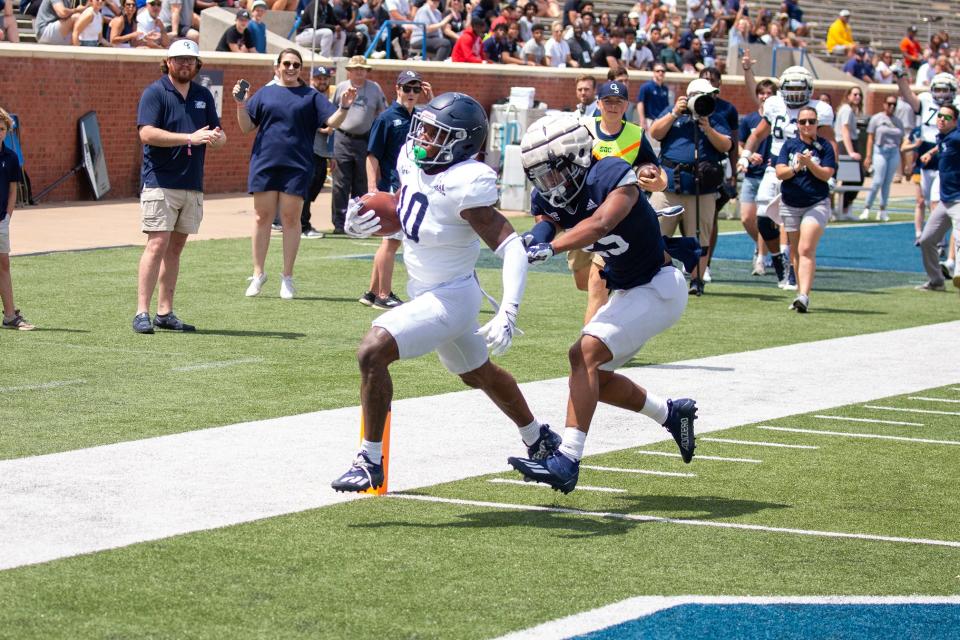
[572,603,960,640]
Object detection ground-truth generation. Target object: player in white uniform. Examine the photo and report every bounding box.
[331,92,559,493]
[740,66,835,289]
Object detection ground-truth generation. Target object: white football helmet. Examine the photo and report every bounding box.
[520,115,594,208]
[779,66,814,108]
[930,73,958,106]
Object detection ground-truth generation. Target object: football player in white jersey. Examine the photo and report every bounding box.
[896,71,960,219]
[331,92,559,493]
[740,66,835,289]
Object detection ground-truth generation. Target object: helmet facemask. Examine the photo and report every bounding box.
[932,83,957,106]
[407,111,467,167]
[525,154,588,209]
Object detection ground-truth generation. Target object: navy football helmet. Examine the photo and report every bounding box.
[407,92,488,168]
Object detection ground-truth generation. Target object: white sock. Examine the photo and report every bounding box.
[360,439,382,464]
[518,419,543,446]
[640,392,669,425]
[558,427,587,461]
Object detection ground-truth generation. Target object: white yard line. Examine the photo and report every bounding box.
[635,451,761,463]
[492,595,960,640]
[580,465,696,478]
[813,414,923,426]
[758,426,960,446]
[391,494,960,549]
[908,396,960,404]
[171,357,264,372]
[0,379,86,393]
[864,405,960,416]
[700,437,819,450]
[2,321,959,571]
[487,479,626,493]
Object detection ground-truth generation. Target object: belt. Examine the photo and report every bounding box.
[337,129,369,140]
[661,158,695,172]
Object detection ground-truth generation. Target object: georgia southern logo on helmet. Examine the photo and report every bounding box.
[930,72,958,106]
[779,66,814,108]
[519,115,594,208]
[407,92,488,168]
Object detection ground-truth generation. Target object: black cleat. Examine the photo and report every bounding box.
[153,312,196,332]
[663,398,697,463]
[331,453,384,492]
[132,312,154,334]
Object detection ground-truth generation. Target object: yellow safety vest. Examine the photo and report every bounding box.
[588,117,645,165]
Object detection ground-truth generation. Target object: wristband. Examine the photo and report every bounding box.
[187,135,192,157]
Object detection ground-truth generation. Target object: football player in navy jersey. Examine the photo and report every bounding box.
[507,115,699,494]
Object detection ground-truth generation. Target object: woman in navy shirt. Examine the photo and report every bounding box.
[775,105,837,313]
[234,48,355,300]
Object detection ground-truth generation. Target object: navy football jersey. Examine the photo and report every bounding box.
[532,157,668,290]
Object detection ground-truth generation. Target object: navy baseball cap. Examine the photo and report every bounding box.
[312,66,330,77]
[397,70,422,85]
[597,81,628,100]
[236,9,250,19]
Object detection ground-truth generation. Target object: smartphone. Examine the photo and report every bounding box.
[234,79,250,102]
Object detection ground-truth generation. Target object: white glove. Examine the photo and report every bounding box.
[827,177,837,193]
[344,198,381,238]
[475,303,518,357]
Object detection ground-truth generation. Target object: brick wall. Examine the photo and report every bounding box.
[0,45,874,203]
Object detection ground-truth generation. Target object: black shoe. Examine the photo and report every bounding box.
[132,312,154,334]
[688,279,704,296]
[271,221,282,231]
[331,227,347,236]
[663,398,697,463]
[153,312,196,332]
[359,291,376,306]
[331,453,384,492]
[507,451,580,494]
[372,292,403,310]
[526,424,561,460]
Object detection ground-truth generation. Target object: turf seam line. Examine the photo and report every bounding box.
[863,404,960,416]
[757,426,960,445]
[700,437,819,449]
[580,465,696,478]
[487,479,626,493]
[635,451,761,463]
[908,396,960,404]
[0,379,86,393]
[391,494,960,548]
[171,357,265,372]
[813,414,924,426]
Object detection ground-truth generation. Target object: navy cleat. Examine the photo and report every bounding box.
[663,398,697,463]
[153,312,196,332]
[331,453,384,493]
[507,451,580,494]
[526,424,561,460]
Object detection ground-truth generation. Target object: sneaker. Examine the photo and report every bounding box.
[915,281,946,292]
[331,453,384,492]
[2,309,36,331]
[280,275,296,300]
[507,451,580,494]
[663,398,697,463]
[688,279,704,297]
[372,292,403,309]
[878,210,889,222]
[301,228,325,239]
[131,312,154,334]
[790,293,809,313]
[154,312,196,332]
[751,254,765,276]
[940,260,955,279]
[779,265,798,291]
[330,227,347,236]
[245,273,267,297]
[271,222,283,231]
[359,291,376,307]
[526,424,561,460]
[858,209,871,221]
[702,267,712,283]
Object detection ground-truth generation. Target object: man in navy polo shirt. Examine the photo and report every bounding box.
[133,39,225,334]
[917,103,960,291]
[358,70,434,310]
[636,63,670,129]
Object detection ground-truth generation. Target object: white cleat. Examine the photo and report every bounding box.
[245,273,267,297]
[280,275,297,300]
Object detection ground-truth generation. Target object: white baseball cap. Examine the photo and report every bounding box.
[251,0,268,8]
[167,39,200,57]
[686,78,718,96]
[839,9,851,17]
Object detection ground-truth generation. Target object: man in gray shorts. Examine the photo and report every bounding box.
[34,0,82,45]
[133,40,225,334]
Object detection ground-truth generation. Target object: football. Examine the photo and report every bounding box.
[638,163,660,180]
[359,191,401,237]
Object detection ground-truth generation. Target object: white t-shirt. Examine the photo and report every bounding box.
[762,95,834,156]
[545,38,570,66]
[385,0,412,19]
[522,38,545,64]
[395,141,498,286]
[917,62,934,86]
[137,10,163,34]
[410,4,441,44]
[874,60,893,84]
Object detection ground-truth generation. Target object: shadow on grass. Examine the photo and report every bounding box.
[28,328,91,334]
[292,296,368,303]
[197,329,307,339]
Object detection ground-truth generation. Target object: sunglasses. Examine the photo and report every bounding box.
[400,85,422,94]
[885,101,897,106]
[654,68,666,73]
[281,61,302,69]
[937,113,955,121]
[796,118,817,125]
[170,56,196,65]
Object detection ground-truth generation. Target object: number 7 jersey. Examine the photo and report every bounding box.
[395,141,500,286]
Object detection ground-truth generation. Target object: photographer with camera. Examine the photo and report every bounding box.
[648,78,731,296]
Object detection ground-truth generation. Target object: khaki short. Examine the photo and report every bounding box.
[141,187,204,235]
[0,217,9,254]
[650,191,716,245]
[566,248,605,272]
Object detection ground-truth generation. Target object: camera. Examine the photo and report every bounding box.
[687,92,716,117]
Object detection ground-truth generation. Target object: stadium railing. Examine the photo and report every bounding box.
[363,21,428,60]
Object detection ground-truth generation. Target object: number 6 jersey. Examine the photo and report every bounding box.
[762,94,834,156]
[532,156,668,290]
[395,141,499,286]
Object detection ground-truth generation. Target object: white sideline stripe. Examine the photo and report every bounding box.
[581,465,696,478]
[813,414,924,426]
[171,357,264,372]
[758,426,960,446]
[0,379,86,393]
[864,404,960,416]
[700,437,819,450]
[392,494,960,549]
[636,450,761,463]
[909,396,960,404]
[487,479,625,493]
[492,595,960,640]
